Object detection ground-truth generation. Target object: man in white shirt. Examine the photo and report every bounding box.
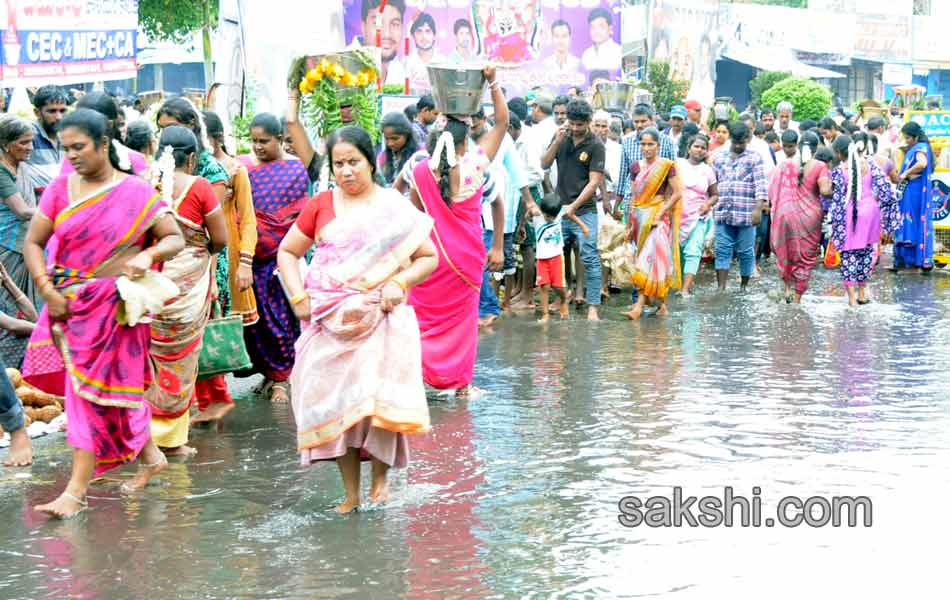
[526,93,560,191]
[406,12,442,89]
[544,19,581,73]
[581,7,621,72]
[775,101,800,136]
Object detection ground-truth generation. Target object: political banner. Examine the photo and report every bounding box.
[341,0,622,95]
[649,0,719,106]
[0,0,139,87]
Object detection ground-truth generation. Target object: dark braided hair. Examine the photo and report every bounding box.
[203,110,229,155]
[158,125,199,169]
[426,117,469,206]
[798,131,820,187]
[832,135,857,230]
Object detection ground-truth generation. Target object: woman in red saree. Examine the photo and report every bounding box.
[278,127,437,513]
[406,64,507,397]
[768,131,832,303]
[238,113,310,403]
[147,126,228,457]
[21,109,185,518]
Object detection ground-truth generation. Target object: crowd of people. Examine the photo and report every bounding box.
[0,71,938,518]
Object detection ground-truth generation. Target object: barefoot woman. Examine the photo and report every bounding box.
[278,126,437,513]
[624,127,683,319]
[405,64,507,397]
[22,109,184,518]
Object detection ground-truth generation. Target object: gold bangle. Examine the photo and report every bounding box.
[290,292,308,306]
[391,276,408,293]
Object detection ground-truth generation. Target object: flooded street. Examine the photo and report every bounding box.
[2,266,950,599]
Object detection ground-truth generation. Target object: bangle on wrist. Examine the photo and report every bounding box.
[290,292,308,306]
[391,276,408,293]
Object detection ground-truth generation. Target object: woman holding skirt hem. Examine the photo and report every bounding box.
[278,127,437,514]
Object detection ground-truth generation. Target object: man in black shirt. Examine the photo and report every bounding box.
[541,98,606,321]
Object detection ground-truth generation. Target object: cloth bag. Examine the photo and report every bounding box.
[197,301,252,380]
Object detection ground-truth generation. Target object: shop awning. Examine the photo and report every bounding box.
[721,44,846,79]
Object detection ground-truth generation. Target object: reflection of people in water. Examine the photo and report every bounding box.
[359,0,406,85]
[581,7,621,72]
[543,19,580,72]
[449,18,475,62]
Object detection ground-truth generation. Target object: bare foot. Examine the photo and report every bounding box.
[587,306,600,321]
[269,382,290,404]
[34,491,86,519]
[162,445,197,457]
[121,446,168,493]
[191,403,234,425]
[334,497,360,514]
[622,306,643,320]
[656,303,669,316]
[3,428,33,466]
[369,480,389,503]
[511,300,536,311]
[538,314,550,324]
[558,304,569,319]
[478,314,498,328]
[455,385,470,400]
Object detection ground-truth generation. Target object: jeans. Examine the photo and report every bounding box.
[756,213,771,260]
[714,223,756,277]
[479,229,501,318]
[562,211,601,306]
[0,355,24,433]
[502,232,516,275]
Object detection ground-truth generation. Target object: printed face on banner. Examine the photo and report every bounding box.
[341,0,622,95]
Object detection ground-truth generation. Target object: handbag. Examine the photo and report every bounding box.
[197,301,252,380]
[823,240,841,269]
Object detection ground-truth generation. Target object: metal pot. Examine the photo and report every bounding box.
[591,82,652,113]
[426,63,487,115]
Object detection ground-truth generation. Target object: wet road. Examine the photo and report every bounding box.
[1,265,949,599]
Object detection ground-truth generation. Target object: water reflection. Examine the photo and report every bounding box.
[2,269,950,597]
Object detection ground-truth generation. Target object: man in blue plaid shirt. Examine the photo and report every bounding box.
[710,122,769,293]
[615,104,677,216]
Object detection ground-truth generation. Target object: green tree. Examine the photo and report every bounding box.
[139,0,219,91]
[760,77,833,121]
[749,70,791,108]
[642,60,689,114]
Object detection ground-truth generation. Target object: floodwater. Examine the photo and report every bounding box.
[2,265,950,599]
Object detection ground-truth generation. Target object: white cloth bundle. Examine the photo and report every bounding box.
[116,271,180,326]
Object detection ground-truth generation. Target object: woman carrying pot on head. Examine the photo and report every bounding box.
[829,135,900,305]
[239,113,310,403]
[146,126,228,456]
[278,126,437,513]
[404,64,507,398]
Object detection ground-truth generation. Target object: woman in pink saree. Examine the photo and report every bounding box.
[278,127,437,513]
[406,64,507,397]
[768,131,832,303]
[21,109,185,519]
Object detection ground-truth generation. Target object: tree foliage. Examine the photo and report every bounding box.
[749,71,791,108]
[761,77,833,121]
[642,60,689,114]
[138,0,218,43]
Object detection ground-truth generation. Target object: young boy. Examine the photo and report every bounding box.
[527,193,588,323]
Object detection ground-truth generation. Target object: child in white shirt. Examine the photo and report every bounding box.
[526,193,588,322]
